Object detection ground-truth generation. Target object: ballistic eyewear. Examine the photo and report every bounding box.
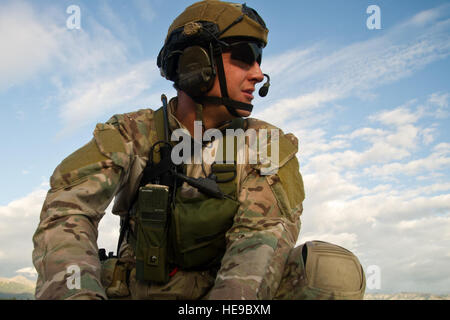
[223,41,263,66]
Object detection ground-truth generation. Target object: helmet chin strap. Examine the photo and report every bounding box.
[200,47,254,117]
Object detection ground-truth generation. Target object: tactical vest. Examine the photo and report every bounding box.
[129,107,243,283]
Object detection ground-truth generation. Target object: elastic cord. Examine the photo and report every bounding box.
[214,49,230,98]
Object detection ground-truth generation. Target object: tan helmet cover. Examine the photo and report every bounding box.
[165,0,268,46]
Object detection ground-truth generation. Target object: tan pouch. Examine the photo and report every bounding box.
[129,268,216,300]
[101,258,131,299]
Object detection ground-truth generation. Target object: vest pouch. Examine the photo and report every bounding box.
[135,184,170,283]
[171,182,239,268]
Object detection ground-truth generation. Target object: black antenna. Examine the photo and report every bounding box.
[161,94,170,141]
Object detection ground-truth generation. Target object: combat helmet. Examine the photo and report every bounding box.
[157,0,269,117]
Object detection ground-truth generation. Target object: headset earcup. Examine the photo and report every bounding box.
[177,46,215,97]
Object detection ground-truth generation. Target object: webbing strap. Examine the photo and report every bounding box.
[201,96,253,112]
[154,107,166,146]
[117,107,166,255]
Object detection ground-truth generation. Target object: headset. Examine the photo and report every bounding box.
[176,43,271,106]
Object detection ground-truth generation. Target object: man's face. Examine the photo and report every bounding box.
[205,50,264,118]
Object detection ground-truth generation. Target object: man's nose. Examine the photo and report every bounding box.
[249,62,264,83]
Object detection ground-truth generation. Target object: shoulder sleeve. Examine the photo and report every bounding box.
[208,128,305,300]
[32,110,154,299]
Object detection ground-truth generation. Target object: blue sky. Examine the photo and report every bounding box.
[0,0,449,295]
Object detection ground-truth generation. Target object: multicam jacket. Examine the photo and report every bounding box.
[32,97,305,300]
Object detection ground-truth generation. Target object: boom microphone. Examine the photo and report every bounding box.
[258,73,271,97]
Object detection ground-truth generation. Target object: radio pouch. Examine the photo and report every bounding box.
[135,184,170,283]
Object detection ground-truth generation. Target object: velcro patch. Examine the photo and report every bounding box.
[94,125,126,154]
[277,157,305,210]
[58,139,109,176]
[50,139,111,190]
[94,124,130,169]
[253,132,299,175]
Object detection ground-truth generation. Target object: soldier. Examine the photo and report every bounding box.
[32,0,366,300]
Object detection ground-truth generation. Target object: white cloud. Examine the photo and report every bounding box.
[364,142,450,178]
[294,128,351,158]
[0,182,120,278]
[409,182,450,197]
[280,35,450,293]
[255,90,339,127]
[421,127,436,145]
[298,169,450,294]
[298,121,450,295]
[132,0,156,23]
[97,1,144,54]
[299,96,450,180]
[58,59,158,135]
[261,46,320,80]
[56,26,129,79]
[304,132,417,174]
[0,1,164,135]
[97,202,121,256]
[336,127,387,142]
[369,153,450,178]
[0,1,59,91]
[369,107,420,127]
[256,5,450,127]
[16,110,25,121]
[0,185,47,277]
[428,92,450,118]
[408,6,446,27]
[15,267,37,278]
[0,188,46,219]
[428,92,449,109]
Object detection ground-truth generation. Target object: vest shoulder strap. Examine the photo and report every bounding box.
[153,107,166,146]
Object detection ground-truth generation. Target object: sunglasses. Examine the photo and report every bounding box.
[223,41,263,66]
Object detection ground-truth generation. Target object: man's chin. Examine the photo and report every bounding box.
[236,109,251,118]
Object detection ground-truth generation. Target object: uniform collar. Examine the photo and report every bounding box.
[167,96,246,136]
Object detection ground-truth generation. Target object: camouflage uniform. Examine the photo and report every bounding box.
[32,98,365,300]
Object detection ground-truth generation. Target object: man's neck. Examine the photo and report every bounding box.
[176,91,233,136]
